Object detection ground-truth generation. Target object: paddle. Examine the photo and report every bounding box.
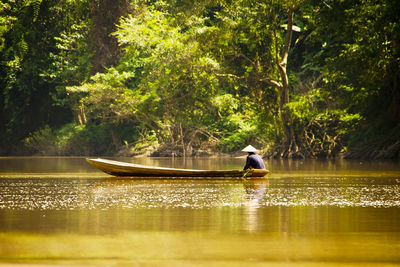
[242,168,253,179]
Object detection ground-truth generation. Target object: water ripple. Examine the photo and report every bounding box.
[0,177,399,210]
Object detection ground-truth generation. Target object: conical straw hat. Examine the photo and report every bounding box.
[241,145,258,152]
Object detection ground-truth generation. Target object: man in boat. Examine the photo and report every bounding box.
[242,145,266,170]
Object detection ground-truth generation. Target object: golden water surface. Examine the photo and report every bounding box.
[0,157,399,266]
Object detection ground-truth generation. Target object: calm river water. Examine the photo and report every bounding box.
[0,157,399,266]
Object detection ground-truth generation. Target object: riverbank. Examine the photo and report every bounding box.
[3,142,400,160]
[3,121,400,160]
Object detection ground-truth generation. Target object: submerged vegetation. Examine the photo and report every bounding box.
[1,0,399,158]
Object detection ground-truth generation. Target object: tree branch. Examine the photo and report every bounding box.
[259,77,282,88]
[215,73,245,80]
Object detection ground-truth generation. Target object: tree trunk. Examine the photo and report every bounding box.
[71,98,87,125]
[276,8,297,156]
[89,0,131,73]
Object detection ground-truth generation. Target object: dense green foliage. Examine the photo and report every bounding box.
[1,0,399,158]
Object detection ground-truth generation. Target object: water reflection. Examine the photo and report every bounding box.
[242,180,269,232]
[243,180,269,203]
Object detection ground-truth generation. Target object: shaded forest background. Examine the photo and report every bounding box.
[1,0,399,159]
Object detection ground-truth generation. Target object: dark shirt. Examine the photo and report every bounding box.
[243,153,266,170]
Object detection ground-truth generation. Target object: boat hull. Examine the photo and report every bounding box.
[86,158,269,178]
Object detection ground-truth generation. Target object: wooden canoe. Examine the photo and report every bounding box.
[86,158,269,178]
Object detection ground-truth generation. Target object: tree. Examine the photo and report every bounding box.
[205,0,304,156]
[307,0,400,158]
[69,4,222,155]
[0,0,74,153]
[0,0,129,153]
